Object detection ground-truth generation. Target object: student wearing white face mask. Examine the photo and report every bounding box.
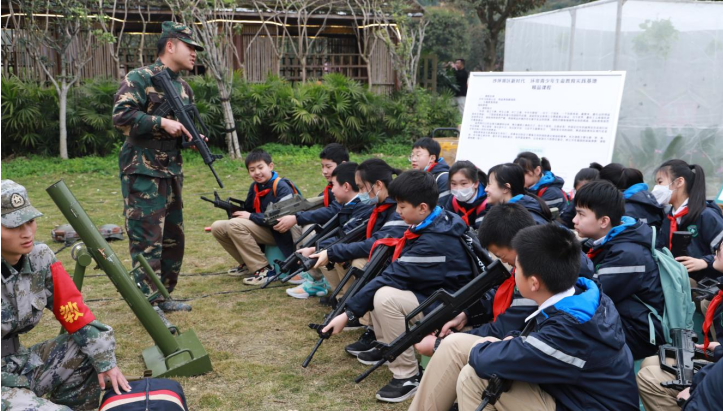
[440,160,489,230]
[654,159,723,281]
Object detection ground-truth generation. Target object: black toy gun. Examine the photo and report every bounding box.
[691,277,722,302]
[151,70,224,188]
[670,231,692,258]
[303,243,394,368]
[200,191,245,219]
[262,194,325,226]
[659,328,710,391]
[354,238,509,383]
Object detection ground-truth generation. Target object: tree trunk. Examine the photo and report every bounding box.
[217,82,241,159]
[366,61,373,88]
[59,83,70,159]
[115,56,122,79]
[483,32,498,71]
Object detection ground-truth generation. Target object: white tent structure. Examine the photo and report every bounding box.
[504,0,723,196]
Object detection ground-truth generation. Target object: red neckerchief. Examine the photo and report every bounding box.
[452,197,487,226]
[587,247,602,261]
[323,183,333,207]
[369,228,421,261]
[253,183,271,213]
[493,268,516,321]
[703,290,722,356]
[426,161,439,173]
[667,207,689,248]
[366,203,393,239]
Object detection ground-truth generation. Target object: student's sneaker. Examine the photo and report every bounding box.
[243,266,275,286]
[227,264,249,277]
[345,327,377,357]
[285,278,330,299]
[375,372,422,403]
[285,272,307,285]
[357,348,386,366]
[343,318,364,331]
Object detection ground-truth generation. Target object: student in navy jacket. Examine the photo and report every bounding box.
[653,159,723,281]
[485,163,553,225]
[210,149,298,285]
[559,165,600,228]
[322,170,475,403]
[410,224,638,411]
[440,160,488,229]
[573,180,666,359]
[409,137,450,202]
[594,162,665,230]
[514,151,569,210]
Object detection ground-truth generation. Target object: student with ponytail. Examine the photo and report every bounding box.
[597,162,665,230]
[485,163,553,225]
[514,151,569,209]
[654,160,723,280]
[441,161,488,229]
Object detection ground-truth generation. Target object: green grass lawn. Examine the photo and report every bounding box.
[1,144,415,410]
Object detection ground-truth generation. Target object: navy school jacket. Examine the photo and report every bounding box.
[295,184,342,226]
[469,277,638,411]
[529,171,568,210]
[657,201,723,281]
[326,197,408,263]
[623,183,664,230]
[429,158,450,202]
[317,196,374,249]
[559,197,577,229]
[439,188,488,230]
[588,217,666,359]
[681,359,723,411]
[243,171,296,257]
[345,208,475,317]
[465,252,595,339]
[509,194,551,225]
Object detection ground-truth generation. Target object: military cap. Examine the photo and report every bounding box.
[1,180,43,228]
[160,21,204,52]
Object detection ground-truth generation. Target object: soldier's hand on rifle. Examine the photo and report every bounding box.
[232,211,251,219]
[440,311,468,337]
[274,215,297,233]
[98,366,131,395]
[310,249,329,268]
[321,312,349,336]
[414,334,439,356]
[161,118,191,139]
[298,247,316,258]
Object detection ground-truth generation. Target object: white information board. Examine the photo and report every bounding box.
[457,71,626,192]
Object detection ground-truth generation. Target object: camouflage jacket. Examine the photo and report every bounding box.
[1,243,117,388]
[113,59,194,178]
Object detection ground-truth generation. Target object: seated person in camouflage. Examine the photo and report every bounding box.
[1,180,131,410]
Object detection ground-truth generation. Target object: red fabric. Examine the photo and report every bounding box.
[452,197,487,226]
[426,160,439,173]
[323,183,333,207]
[51,261,95,333]
[369,229,421,261]
[493,269,516,321]
[366,203,393,239]
[538,186,569,202]
[587,248,602,261]
[703,290,722,355]
[100,389,183,410]
[253,184,271,213]
[667,207,689,249]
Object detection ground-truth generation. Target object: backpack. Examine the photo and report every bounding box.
[635,229,695,345]
[271,176,301,197]
[100,378,188,411]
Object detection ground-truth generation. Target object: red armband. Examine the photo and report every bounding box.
[51,261,95,333]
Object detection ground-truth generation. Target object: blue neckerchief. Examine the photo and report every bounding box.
[508,194,524,204]
[599,216,636,246]
[623,183,649,199]
[550,277,599,324]
[530,171,555,191]
[412,206,442,232]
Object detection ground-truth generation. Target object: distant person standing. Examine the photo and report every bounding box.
[448,59,469,116]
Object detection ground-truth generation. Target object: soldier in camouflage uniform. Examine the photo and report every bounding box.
[112,22,205,312]
[1,180,131,411]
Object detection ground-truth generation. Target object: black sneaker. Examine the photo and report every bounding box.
[344,327,376,357]
[357,347,387,365]
[375,373,421,403]
[343,317,364,331]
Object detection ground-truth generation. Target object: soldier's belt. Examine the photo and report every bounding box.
[1,335,20,357]
[127,138,180,152]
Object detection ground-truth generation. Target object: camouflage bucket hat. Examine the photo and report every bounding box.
[1,180,43,228]
[161,21,205,52]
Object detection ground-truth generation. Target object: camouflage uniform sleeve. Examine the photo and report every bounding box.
[43,257,118,373]
[113,71,163,139]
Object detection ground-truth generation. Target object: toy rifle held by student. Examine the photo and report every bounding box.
[354,236,509,383]
[303,243,395,368]
[691,277,722,302]
[200,191,245,219]
[262,194,325,226]
[659,328,711,391]
[151,70,224,188]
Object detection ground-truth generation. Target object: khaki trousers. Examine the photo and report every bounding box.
[409,333,555,411]
[321,258,368,295]
[210,218,275,273]
[637,356,681,411]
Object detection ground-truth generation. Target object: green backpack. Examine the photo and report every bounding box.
[635,229,695,345]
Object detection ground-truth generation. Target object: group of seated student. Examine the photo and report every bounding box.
[207,140,723,408]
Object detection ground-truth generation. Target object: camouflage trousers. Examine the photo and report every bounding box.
[1,334,100,411]
[121,174,184,294]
